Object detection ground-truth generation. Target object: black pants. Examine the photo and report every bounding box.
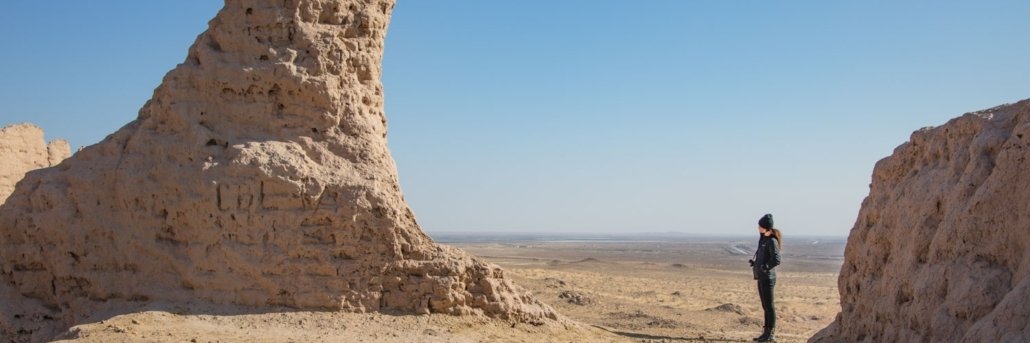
[757,274,776,329]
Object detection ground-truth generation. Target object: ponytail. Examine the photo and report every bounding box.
[771,228,782,250]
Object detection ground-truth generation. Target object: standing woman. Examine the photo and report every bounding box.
[751,214,781,342]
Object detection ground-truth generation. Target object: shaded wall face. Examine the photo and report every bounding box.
[811,100,1030,343]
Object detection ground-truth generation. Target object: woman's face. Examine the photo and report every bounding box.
[757,226,765,235]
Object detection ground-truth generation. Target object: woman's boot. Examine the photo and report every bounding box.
[753,327,769,341]
[757,327,776,342]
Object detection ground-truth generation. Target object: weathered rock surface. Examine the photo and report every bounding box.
[811,99,1030,342]
[0,123,70,204]
[0,0,557,340]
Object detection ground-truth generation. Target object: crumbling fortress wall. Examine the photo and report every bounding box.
[0,0,557,339]
[812,100,1030,342]
[0,124,70,204]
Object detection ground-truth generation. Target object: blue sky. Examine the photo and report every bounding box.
[2,1,1029,236]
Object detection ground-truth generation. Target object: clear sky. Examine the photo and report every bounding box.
[2,1,1029,237]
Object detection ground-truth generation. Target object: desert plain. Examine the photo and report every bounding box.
[3,0,1028,341]
[55,234,843,342]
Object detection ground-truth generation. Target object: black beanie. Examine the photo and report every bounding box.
[759,214,774,229]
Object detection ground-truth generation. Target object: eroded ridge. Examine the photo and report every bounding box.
[812,99,1030,343]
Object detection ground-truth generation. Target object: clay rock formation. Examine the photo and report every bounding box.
[811,99,1030,342]
[0,0,557,338]
[0,123,70,204]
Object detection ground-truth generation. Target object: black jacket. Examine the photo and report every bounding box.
[753,235,781,279]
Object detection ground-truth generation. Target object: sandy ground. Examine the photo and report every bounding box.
[51,304,618,343]
[455,237,843,343]
[51,236,842,342]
